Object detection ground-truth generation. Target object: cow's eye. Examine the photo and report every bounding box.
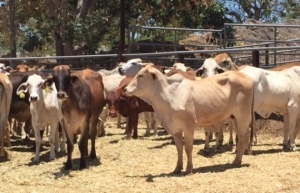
[138,75,143,78]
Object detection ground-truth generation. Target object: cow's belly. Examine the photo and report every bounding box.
[63,110,86,134]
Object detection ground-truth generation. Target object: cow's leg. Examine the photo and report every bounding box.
[49,123,58,160]
[152,113,158,136]
[184,130,194,175]
[0,129,5,157]
[232,120,250,167]
[214,130,221,153]
[117,113,122,128]
[283,113,289,150]
[126,114,138,139]
[293,117,300,142]
[5,121,11,147]
[132,113,139,139]
[173,132,183,174]
[89,118,98,159]
[287,107,298,151]
[79,121,89,169]
[217,125,224,146]
[144,112,151,136]
[124,117,129,134]
[204,127,211,152]
[33,124,42,162]
[59,121,67,153]
[228,118,234,145]
[64,122,74,170]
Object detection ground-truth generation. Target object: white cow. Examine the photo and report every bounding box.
[0,63,13,75]
[124,64,255,174]
[0,73,13,158]
[16,74,66,162]
[118,58,147,77]
[173,62,188,72]
[239,66,300,150]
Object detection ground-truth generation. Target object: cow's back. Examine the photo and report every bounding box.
[190,71,254,125]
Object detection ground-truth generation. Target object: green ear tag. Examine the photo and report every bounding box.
[196,77,201,80]
[44,86,50,93]
[20,92,25,98]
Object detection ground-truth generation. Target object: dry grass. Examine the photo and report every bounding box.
[1,118,300,193]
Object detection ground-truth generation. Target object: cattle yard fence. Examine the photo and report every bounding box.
[1,23,300,71]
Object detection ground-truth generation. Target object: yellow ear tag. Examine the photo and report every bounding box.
[103,106,106,110]
[44,86,50,93]
[20,92,25,98]
[196,77,201,80]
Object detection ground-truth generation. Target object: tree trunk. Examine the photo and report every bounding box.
[9,0,16,60]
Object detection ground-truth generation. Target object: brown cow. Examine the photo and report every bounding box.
[269,62,300,71]
[16,64,29,72]
[43,65,106,170]
[107,77,157,139]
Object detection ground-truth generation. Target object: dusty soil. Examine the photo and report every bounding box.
[1,118,300,193]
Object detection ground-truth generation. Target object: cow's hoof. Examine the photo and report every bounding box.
[232,160,242,167]
[184,171,193,176]
[283,145,291,151]
[132,135,138,139]
[144,133,150,137]
[79,160,86,170]
[65,164,72,170]
[214,147,221,153]
[229,141,234,146]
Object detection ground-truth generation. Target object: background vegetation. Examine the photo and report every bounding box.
[0,0,299,57]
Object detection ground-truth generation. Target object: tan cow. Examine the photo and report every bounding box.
[0,73,13,158]
[124,63,255,174]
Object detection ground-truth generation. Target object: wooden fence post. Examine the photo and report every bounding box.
[252,50,260,68]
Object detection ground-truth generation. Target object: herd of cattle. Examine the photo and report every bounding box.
[0,53,300,175]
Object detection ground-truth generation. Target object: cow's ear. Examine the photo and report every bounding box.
[70,73,79,83]
[196,67,204,77]
[5,66,13,73]
[16,82,28,95]
[150,73,157,80]
[216,66,225,74]
[41,75,53,89]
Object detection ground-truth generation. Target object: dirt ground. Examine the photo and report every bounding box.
[1,117,300,193]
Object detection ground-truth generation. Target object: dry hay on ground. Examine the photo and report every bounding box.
[1,118,300,193]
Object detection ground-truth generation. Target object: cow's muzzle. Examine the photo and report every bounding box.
[118,67,125,75]
[30,96,38,102]
[57,92,68,100]
[109,111,117,117]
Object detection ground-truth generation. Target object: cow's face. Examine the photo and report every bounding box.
[196,58,225,78]
[44,65,71,100]
[173,63,187,72]
[16,64,29,72]
[16,74,45,102]
[106,92,120,117]
[124,63,156,97]
[118,58,146,76]
[0,63,13,75]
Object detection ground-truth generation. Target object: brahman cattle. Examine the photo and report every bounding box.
[16,74,66,162]
[0,73,13,158]
[44,65,106,170]
[8,71,45,140]
[106,77,157,139]
[239,65,300,150]
[97,73,126,136]
[0,63,13,75]
[124,63,255,174]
